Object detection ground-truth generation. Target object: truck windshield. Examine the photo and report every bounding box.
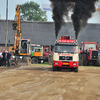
[31,46,42,52]
[84,44,96,50]
[54,45,78,53]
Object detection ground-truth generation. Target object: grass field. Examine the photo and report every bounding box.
[79,65,100,68]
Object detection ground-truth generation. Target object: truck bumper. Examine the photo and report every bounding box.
[53,61,78,68]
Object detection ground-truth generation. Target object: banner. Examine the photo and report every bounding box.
[42,4,52,11]
[96,4,100,11]
[42,4,100,11]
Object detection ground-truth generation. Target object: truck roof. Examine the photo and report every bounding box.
[55,39,78,46]
[84,42,97,44]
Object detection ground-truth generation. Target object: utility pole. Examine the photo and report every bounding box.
[5,0,8,51]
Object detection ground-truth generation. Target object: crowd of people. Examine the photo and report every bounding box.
[0,49,12,67]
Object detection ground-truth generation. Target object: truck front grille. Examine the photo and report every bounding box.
[59,56,73,61]
[91,51,98,60]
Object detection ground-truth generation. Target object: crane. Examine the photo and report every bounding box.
[11,5,31,66]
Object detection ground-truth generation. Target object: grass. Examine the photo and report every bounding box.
[44,62,49,64]
[79,66,100,68]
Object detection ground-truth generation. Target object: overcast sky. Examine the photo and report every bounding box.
[0,0,53,21]
[0,0,100,23]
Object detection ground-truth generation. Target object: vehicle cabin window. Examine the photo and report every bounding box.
[54,45,78,53]
[84,44,96,50]
[35,49,40,52]
[21,40,27,49]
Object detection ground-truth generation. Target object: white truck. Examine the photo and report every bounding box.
[52,36,79,72]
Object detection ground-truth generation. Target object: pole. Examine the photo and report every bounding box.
[5,0,8,51]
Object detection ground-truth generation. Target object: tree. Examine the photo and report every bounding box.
[20,1,47,21]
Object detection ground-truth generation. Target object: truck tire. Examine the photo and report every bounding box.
[52,67,57,71]
[81,54,87,66]
[98,55,100,65]
[95,60,99,66]
[74,68,78,72]
[31,57,38,64]
[93,60,99,66]
[92,55,100,66]
[79,54,82,66]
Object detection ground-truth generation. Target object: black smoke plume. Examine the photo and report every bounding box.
[49,0,98,39]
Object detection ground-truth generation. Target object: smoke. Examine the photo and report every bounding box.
[72,0,98,39]
[49,0,98,39]
[50,1,75,38]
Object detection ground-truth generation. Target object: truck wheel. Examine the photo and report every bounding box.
[93,60,99,66]
[95,60,99,66]
[79,54,82,66]
[98,55,100,66]
[74,68,78,72]
[31,57,38,64]
[81,54,87,66]
[52,67,57,71]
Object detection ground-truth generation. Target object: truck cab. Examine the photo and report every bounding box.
[43,46,53,62]
[53,36,78,72]
[31,44,44,64]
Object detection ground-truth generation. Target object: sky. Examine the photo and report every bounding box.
[0,0,100,23]
[0,0,53,21]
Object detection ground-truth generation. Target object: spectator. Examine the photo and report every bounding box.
[7,50,12,67]
[2,49,7,67]
[1,50,3,66]
[0,50,3,67]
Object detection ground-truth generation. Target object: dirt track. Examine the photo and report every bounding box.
[0,65,100,100]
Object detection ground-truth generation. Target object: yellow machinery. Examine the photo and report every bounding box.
[12,5,21,54]
[11,5,31,66]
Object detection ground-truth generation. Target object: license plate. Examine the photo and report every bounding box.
[63,63,69,65]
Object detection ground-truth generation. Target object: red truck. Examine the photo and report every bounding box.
[43,46,53,62]
[79,41,100,66]
[52,36,79,72]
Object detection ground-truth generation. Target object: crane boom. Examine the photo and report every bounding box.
[12,5,21,54]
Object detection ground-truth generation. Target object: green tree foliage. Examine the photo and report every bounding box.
[20,1,47,21]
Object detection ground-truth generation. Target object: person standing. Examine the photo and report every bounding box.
[2,49,7,67]
[1,50,3,66]
[0,51,3,67]
[7,50,12,67]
